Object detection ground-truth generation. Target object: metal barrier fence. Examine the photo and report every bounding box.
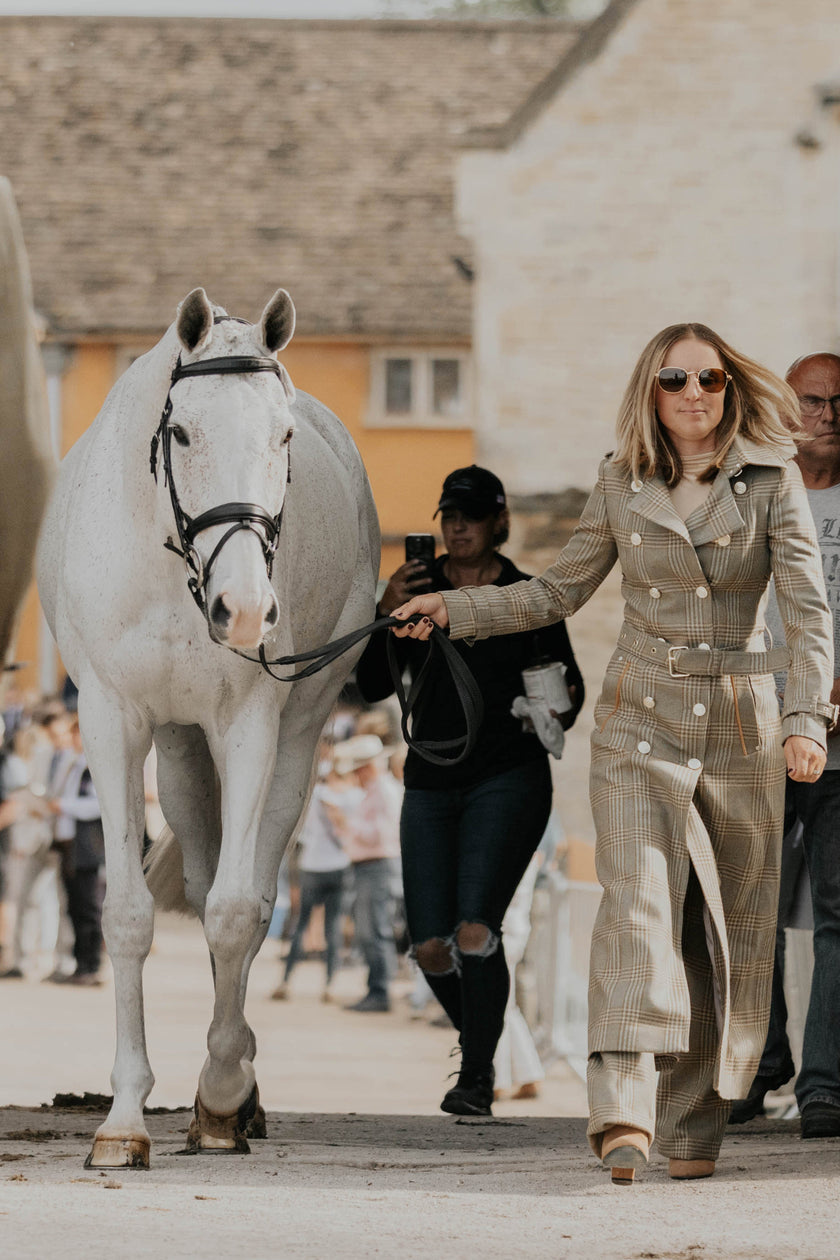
[523,869,602,1081]
[522,868,814,1090]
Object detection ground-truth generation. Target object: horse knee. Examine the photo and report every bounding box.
[204,894,260,961]
[102,888,155,960]
[415,937,456,975]
[456,921,497,958]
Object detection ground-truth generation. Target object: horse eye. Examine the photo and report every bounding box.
[170,425,190,447]
[283,427,294,444]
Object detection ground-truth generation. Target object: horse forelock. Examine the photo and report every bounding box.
[182,311,272,367]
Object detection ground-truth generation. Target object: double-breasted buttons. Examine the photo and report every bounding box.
[695,586,708,599]
[630,532,642,546]
[687,758,702,770]
[637,741,651,754]
[643,696,655,709]
[693,703,706,716]
[734,481,746,495]
[631,480,643,492]
[716,535,731,547]
[649,587,661,599]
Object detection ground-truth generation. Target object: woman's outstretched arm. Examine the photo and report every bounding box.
[394,460,618,642]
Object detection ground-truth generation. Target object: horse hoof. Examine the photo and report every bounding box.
[185,1092,252,1154]
[246,1104,267,1139]
[246,1086,267,1140]
[85,1135,150,1170]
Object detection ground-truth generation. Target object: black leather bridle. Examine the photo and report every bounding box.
[150,323,290,622]
[150,322,484,766]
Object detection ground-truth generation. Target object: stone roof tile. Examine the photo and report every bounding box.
[0,18,579,337]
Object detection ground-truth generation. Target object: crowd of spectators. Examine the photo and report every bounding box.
[0,680,106,986]
[0,679,555,1102]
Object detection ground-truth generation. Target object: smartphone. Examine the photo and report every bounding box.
[405,533,436,589]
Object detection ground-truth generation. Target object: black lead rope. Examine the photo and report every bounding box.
[244,616,484,768]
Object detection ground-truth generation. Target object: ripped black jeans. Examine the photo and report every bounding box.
[401,759,552,1075]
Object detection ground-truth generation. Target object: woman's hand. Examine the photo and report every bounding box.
[379,562,434,615]
[784,735,826,782]
[391,594,450,640]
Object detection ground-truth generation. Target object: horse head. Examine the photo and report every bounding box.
[161,287,297,651]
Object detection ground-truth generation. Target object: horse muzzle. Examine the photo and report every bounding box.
[209,587,280,650]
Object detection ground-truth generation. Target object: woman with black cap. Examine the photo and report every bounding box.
[356,465,584,1115]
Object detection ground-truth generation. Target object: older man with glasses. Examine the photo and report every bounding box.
[731,352,840,1138]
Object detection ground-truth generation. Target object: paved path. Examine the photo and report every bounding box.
[1,916,838,1259]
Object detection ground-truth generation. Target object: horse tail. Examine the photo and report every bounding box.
[144,825,195,917]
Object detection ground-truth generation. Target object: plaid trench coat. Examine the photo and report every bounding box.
[443,437,833,1099]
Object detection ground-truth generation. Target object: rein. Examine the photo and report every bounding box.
[251,615,484,767]
[150,331,483,766]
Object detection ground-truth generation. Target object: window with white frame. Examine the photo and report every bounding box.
[368,349,472,428]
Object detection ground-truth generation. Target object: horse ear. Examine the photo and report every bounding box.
[259,289,295,354]
[176,288,213,352]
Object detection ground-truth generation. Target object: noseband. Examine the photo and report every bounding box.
[150,331,290,620]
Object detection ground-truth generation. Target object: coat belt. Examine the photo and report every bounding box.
[617,627,790,678]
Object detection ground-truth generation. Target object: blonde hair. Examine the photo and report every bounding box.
[613,323,802,487]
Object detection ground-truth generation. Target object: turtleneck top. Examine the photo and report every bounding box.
[669,449,717,521]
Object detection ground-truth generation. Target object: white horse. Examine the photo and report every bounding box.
[37,288,379,1168]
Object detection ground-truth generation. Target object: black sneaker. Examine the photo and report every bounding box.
[441,1068,494,1117]
[729,1061,795,1124]
[801,1101,840,1139]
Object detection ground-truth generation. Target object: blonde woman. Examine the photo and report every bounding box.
[393,323,835,1183]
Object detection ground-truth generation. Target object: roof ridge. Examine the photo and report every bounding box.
[461,0,643,151]
[0,15,584,32]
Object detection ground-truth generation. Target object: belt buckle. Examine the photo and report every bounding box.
[667,645,690,678]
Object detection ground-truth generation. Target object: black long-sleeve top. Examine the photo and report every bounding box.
[355,553,585,790]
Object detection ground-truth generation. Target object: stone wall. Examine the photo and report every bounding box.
[459,0,840,851]
[458,0,840,497]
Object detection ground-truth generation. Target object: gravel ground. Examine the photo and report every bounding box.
[1,916,837,1258]
[0,1106,838,1259]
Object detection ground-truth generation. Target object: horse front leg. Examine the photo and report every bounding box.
[188,706,279,1154]
[76,684,154,1169]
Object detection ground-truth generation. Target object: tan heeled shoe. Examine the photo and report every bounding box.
[669,1158,715,1180]
[600,1124,651,1184]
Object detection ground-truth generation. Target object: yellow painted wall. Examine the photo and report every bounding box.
[14,338,473,696]
[61,343,118,455]
[272,341,474,582]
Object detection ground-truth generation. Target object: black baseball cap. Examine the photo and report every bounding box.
[435,465,507,518]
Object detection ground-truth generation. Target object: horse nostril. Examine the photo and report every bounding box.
[210,595,231,629]
[265,601,279,627]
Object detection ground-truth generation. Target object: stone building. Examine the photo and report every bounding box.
[455,0,840,845]
[458,0,840,512]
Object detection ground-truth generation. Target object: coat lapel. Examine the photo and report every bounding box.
[687,436,793,545]
[630,437,794,548]
[684,472,746,547]
[629,475,692,543]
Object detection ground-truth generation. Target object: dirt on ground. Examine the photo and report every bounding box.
[0,916,837,1258]
[0,1104,838,1260]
